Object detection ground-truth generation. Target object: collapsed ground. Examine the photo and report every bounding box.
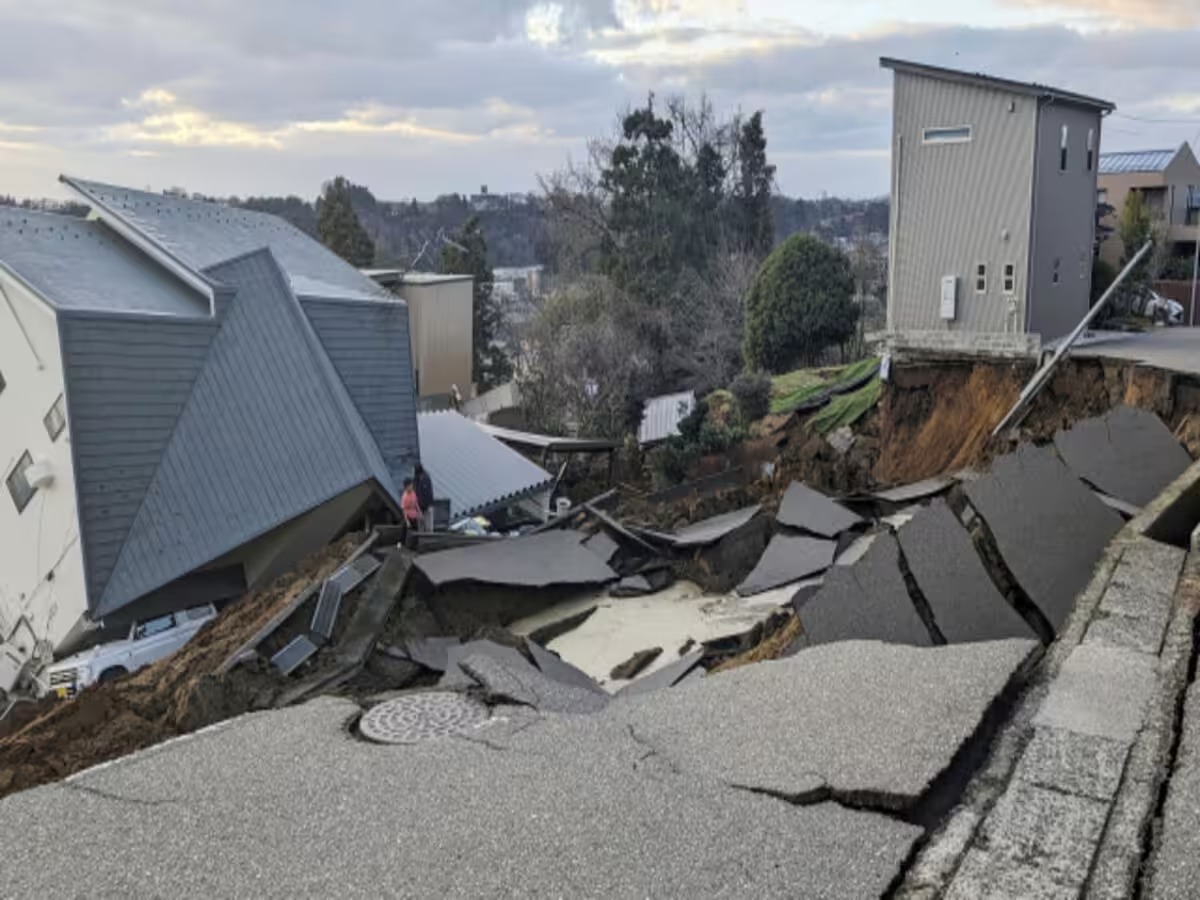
[2,354,1199,808]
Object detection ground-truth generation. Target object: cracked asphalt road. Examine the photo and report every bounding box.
[0,640,1037,898]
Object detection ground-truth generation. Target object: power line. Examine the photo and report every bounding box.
[1111,112,1200,125]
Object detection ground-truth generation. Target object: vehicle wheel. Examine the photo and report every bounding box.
[97,667,128,684]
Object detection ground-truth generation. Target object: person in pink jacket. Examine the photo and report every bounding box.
[401,477,422,532]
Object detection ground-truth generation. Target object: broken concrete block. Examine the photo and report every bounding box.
[610,647,662,680]
[439,640,530,689]
[636,505,763,548]
[1011,726,1130,803]
[526,640,607,696]
[965,443,1123,633]
[1054,405,1192,508]
[459,653,610,715]
[897,499,1035,643]
[776,481,863,538]
[796,533,932,648]
[736,533,836,597]
[400,636,461,672]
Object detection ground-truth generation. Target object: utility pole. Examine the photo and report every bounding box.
[1191,224,1198,326]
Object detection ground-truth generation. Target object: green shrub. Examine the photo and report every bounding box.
[729,370,772,423]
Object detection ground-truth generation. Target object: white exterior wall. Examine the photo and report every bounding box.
[0,271,86,653]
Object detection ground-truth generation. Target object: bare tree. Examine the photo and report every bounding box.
[669,250,758,392]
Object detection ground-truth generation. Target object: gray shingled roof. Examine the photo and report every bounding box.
[93,249,397,617]
[417,411,553,519]
[0,208,208,316]
[62,177,392,302]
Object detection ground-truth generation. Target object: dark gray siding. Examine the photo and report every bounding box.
[59,314,218,611]
[96,250,388,617]
[1028,103,1104,341]
[302,298,420,486]
[889,71,1037,333]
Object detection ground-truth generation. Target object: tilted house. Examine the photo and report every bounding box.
[0,179,419,659]
[881,58,1114,353]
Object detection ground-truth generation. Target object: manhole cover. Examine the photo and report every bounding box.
[358,692,490,745]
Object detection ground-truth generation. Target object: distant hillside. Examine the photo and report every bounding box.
[0,187,888,270]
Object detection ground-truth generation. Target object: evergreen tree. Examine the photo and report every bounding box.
[734,111,776,258]
[743,234,857,371]
[441,216,511,390]
[316,176,375,267]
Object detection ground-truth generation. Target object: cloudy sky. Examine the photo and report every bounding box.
[1,0,1198,202]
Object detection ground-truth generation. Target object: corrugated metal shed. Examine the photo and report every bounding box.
[0,208,209,316]
[94,249,396,617]
[1098,149,1176,175]
[418,411,553,519]
[638,391,696,445]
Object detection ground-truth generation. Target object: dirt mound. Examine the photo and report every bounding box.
[0,535,362,801]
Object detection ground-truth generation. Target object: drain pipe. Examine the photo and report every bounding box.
[992,240,1153,437]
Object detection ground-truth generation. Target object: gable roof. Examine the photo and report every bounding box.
[417,411,553,519]
[880,57,1114,113]
[0,208,208,316]
[1098,149,1176,175]
[60,176,391,303]
[93,248,398,617]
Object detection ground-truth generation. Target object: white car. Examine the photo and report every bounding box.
[41,604,218,699]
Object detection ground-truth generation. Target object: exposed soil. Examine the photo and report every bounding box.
[0,534,364,801]
[710,614,803,674]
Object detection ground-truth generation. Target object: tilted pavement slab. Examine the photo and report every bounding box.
[776,482,864,537]
[0,696,920,899]
[965,443,1124,634]
[795,532,933,648]
[897,498,1035,643]
[1053,405,1192,509]
[735,533,837,597]
[612,638,1038,810]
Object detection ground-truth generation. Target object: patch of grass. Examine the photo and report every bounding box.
[810,376,882,435]
[767,357,880,415]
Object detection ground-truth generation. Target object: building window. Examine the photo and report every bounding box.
[975,263,987,293]
[0,370,5,396]
[44,394,66,441]
[1097,188,1108,206]
[922,125,972,144]
[1060,125,1069,171]
[1003,264,1016,295]
[1086,128,1095,172]
[1079,253,1088,279]
[6,451,35,513]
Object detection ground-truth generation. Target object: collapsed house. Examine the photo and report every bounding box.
[0,179,420,697]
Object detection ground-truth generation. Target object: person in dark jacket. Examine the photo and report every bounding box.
[414,463,435,531]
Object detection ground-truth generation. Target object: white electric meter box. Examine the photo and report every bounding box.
[939,275,957,321]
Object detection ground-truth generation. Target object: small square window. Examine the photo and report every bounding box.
[975,263,987,293]
[44,394,66,441]
[6,451,35,513]
[1086,128,1095,172]
[1003,263,1016,295]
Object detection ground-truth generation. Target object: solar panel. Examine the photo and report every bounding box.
[271,635,319,676]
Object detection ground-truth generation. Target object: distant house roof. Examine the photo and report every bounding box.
[638,391,696,446]
[418,411,553,519]
[1098,149,1177,175]
[0,208,209,317]
[362,269,473,288]
[879,57,1115,113]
